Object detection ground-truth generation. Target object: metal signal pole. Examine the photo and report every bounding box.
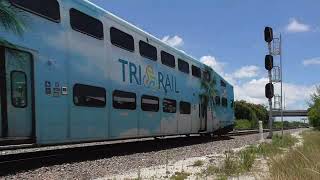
[267,43,273,138]
[264,27,275,139]
[280,34,284,136]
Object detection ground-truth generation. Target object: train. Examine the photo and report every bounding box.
[0,0,234,145]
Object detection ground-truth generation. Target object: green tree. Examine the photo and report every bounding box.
[308,86,320,129]
[234,100,269,128]
[235,101,253,119]
[0,0,25,46]
[309,85,320,106]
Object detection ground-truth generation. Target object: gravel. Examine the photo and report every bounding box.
[1,129,304,180]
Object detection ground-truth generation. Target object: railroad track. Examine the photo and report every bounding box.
[0,128,304,175]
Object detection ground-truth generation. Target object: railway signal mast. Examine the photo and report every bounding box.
[264,27,284,138]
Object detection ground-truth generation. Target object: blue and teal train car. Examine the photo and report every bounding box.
[0,0,234,145]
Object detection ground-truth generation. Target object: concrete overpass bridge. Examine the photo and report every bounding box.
[271,110,308,117]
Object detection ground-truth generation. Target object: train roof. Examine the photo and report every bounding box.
[76,0,233,87]
[73,1,207,65]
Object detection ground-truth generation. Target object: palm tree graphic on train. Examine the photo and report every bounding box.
[199,66,217,130]
[0,0,28,84]
[0,0,25,47]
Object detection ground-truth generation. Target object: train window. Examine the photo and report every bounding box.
[215,96,221,105]
[203,70,211,82]
[70,8,104,39]
[10,0,60,22]
[11,71,27,108]
[222,97,228,107]
[231,100,234,108]
[73,84,106,107]
[221,80,227,87]
[139,41,157,61]
[178,59,189,74]
[180,101,191,114]
[161,51,175,68]
[192,65,201,78]
[163,99,176,113]
[141,95,159,112]
[113,90,136,110]
[110,27,134,52]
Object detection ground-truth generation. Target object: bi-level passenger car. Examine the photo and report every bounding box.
[0,0,234,145]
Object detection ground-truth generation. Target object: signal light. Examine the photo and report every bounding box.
[265,55,274,71]
[265,83,274,99]
[264,27,273,43]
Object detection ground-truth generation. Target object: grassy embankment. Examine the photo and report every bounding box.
[158,130,319,180]
[270,130,320,180]
[191,133,298,179]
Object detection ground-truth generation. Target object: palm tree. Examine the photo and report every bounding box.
[0,0,25,47]
[199,66,217,131]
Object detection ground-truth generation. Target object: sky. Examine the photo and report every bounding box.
[89,0,319,110]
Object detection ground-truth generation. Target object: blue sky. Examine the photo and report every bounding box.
[89,0,319,109]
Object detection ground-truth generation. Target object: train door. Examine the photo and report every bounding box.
[160,98,178,135]
[110,90,139,138]
[191,95,200,133]
[0,48,33,139]
[178,101,192,134]
[139,94,161,136]
[199,99,207,132]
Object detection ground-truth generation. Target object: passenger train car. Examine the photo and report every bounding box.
[0,0,234,145]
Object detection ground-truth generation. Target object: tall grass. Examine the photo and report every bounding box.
[270,131,320,180]
[198,133,299,179]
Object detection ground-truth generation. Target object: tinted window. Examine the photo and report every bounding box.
[215,96,221,105]
[178,59,189,74]
[113,90,136,110]
[163,99,176,113]
[139,41,157,61]
[221,80,227,87]
[231,100,234,108]
[110,27,134,52]
[203,71,211,81]
[180,101,191,114]
[222,97,228,107]
[161,51,175,68]
[11,0,60,22]
[11,71,27,108]
[141,95,159,112]
[70,8,103,39]
[73,84,106,107]
[192,65,201,78]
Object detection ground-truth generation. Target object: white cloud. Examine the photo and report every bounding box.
[233,65,260,79]
[161,35,184,48]
[303,57,320,66]
[234,77,315,109]
[200,55,226,76]
[286,18,311,33]
[278,83,314,109]
[234,78,269,105]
